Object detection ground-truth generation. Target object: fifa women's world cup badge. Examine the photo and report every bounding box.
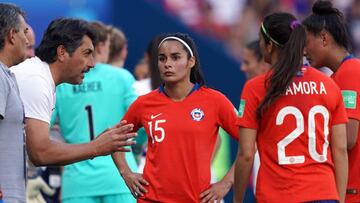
[190,108,204,121]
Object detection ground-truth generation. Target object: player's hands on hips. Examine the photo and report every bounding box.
[200,180,232,203]
[93,120,137,156]
[26,176,55,203]
[122,171,149,198]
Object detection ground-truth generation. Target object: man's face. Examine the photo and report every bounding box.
[63,35,95,84]
[13,15,29,65]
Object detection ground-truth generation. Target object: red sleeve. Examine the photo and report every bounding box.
[333,62,360,121]
[122,97,143,132]
[216,92,239,140]
[331,84,349,125]
[236,79,261,129]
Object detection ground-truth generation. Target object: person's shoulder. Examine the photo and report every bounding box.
[306,66,340,90]
[241,72,267,92]
[96,63,131,75]
[248,72,267,84]
[306,66,328,76]
[11,57,43,71]
[11,57,47,79]
[0,64,10,89]
[96,64,134,80]
[130,89,160,107]
[303,66,333,82]
[55,82,73,93]
[95,63,119,74]
[339,57,360,74]
[0,63,8,78]
[139,89,160,100]
[199,86,231,101]
[200,86,222,96]
[343,57,360,66]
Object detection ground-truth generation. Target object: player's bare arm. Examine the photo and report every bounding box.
[26,119,136,166]
[331,123,348,203]
[346,119,359,149]
[112,151,149,198]
[233,128,257,203]
[200,161,234,203]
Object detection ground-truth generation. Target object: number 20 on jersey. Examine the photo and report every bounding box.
[277,105,329,165]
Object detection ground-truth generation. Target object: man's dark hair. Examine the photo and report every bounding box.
[36,18,96,64]
[0,3,25,50]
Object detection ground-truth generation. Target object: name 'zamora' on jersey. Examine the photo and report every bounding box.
[285,81,327,96]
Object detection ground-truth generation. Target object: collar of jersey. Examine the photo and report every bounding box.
[159,83,200,97]
[341,54,354,64]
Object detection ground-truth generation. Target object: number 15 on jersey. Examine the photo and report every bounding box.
[148,120,167,143]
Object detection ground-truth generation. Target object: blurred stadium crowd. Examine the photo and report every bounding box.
[153,0,360,61]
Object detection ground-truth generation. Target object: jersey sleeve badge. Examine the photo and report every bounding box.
[342,90,357,109]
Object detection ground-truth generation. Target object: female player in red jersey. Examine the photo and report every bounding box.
[112,32,239,203]
[303,1,360,202]
[234,12,349,203]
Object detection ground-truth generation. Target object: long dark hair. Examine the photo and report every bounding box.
[256,13,306,119]
[303,0,350,51]
[146,36,162,90]
[158,32,206,86]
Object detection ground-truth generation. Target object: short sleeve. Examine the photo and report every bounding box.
[122,97,143,132]
[17,76,53,123]
[331,86,349,125]
[333,62,360,121]
[0,71,10,119]
[216,93,239,140]
[340,88,360,121]
[236,80,260,129]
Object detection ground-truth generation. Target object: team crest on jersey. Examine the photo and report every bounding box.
[190,108,204,121]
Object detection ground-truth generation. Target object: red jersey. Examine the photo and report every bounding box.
[122,85,239,203]
[331,57,360,203]
[237,67,348,203]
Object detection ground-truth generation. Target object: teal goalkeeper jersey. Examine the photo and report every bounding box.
[53,63,138,199]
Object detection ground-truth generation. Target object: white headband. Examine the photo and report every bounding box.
[158,36,194,57]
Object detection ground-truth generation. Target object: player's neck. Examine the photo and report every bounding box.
[0,48,18,67]
[110,60,124,68]
[326,46,349,72]
[0,55,12,67]
[164,80,194,102]
[270,51,279,67]
[48,63,61,86]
